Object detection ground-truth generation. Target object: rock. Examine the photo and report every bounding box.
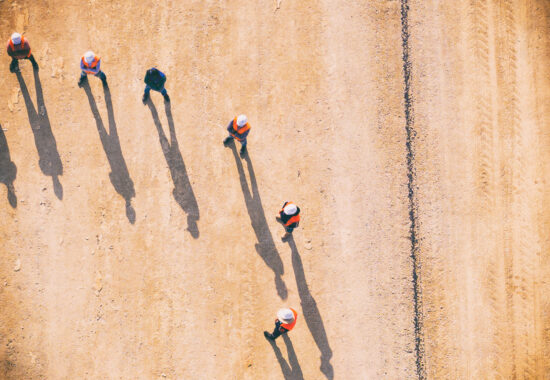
[14,259,21,271]
[305,242,312,250]
[94,272,103,295]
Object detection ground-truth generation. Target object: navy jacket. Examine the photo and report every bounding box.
[144,68,166,91]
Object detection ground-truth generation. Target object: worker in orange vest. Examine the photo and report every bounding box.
[223,114,250,156]
[78,51,107,87]
[264,308,298,340]
[277,202,301,240]
[6,33,38,73]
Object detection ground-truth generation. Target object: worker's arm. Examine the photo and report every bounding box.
[158,71,167,87]
[238,128,250,140]
[94,59,101,72]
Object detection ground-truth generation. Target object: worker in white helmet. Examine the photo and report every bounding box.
[264,308,298,340]
[78,51,107,87]
[277,201,301,240]
[223,114,250,156]
[6,32,38,72]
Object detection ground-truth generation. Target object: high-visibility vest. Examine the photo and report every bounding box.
[81,56,100,74]
[231,117,251,141]
[280,308,298,331]
[8,37,31,58]
[280,202,300,227]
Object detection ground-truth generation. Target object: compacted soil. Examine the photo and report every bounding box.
[0,0,548,379]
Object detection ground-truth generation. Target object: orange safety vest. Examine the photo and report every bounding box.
[231,117,251,141]
[280,202,300,227]
[8,37,31,57]
[280,308,298,331]
[82,56,100,74]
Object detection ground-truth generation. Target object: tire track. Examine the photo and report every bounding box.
[469,0,495,207]
[466,1,510,377]
[494,0,520,378]
[400,1,425,378]
[495,1,541,377]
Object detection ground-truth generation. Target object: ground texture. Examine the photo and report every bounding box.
[0,0,549,379]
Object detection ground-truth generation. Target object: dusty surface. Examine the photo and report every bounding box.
[0,0,548,379]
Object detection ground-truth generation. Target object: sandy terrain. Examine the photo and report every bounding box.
[0,0,548,379]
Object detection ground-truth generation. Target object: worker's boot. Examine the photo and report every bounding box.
[264,331,274,340]
[281,232,291,242]
[101,75,108,87]
[223,137,233,146]
[29,56,39,71]
[142,92,149,104]
[240,145,247,157]
[9,60,19,73]
[163,94,170,102]
[78,75,87,87]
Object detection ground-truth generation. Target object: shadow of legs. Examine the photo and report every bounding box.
[282,334,304,380]
[227,141,287,299]
[82,82,136,223]
[146,100,200,238]
[16,71,63,199]
[267,335,304,380]
[0,126,17,208]
[286,236,334,379]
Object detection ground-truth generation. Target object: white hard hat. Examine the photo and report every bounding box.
[11,33,22,45]
[277,308,295,324]
[283,203,297,216]
[84,51,95,63]
[236,114,248,127]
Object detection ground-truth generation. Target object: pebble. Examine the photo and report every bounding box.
[14,259,21,271]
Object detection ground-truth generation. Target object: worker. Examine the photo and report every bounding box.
[6,33,38,72]
[277,202,301,240]
[78,51,107,87]
[142,67,170,103]
[223,114,250,156]
[264,308,298,340]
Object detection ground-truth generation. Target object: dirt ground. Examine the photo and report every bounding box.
[0,0,548,379]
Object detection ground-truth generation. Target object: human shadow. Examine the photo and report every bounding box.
[286,236,334,379]
[228,142,287,299]
[82,82,136,223]
[146,100,200,238]
[267,334,304,380]
[16,70,63,199]
[0,126,17,207]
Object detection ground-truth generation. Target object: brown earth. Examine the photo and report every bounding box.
[0,0,548,379]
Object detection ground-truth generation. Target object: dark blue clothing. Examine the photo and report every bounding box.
[80,70,106,81]
[226,119,250,146]
[144,68,166,92]
[271,320,289,339]
[144,84,167,96]
[80,58,101,74]
[279,202,300,232]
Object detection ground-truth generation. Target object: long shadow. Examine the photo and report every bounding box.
[82,82,136,223]
[286,236,334,379]
[0,126,17,207]
[228,142,287,299]
[146,100,200,238]
[16,70,63,199]
[267,334,304,380]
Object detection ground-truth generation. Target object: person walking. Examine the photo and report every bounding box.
[142,68,170,103]
[6,33,38,72]
[264,308,298,340]
[223,114,250,156]
[78,51,107,87]
[277,202,301,240]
